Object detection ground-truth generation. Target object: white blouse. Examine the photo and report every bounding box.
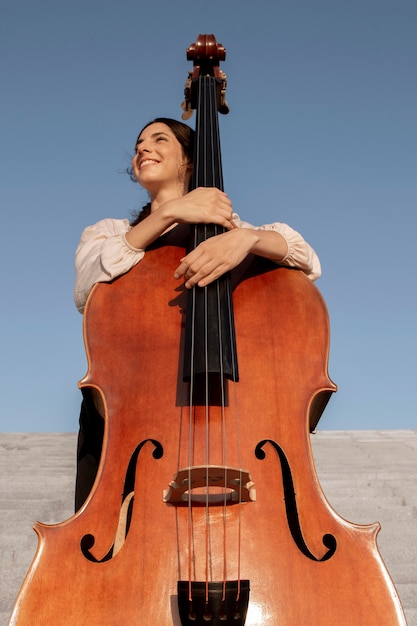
[74,215,321,313]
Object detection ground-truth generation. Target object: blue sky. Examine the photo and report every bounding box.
[1,0,416,432]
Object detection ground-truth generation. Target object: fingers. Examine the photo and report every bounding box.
[174,230,238,288]
[174,253,206,287]
[174,246,218,288]
[182,187,235,229]
[174,229,258,289]
[175,257,223,289]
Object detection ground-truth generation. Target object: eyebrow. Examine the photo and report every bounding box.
[136,131,170,145]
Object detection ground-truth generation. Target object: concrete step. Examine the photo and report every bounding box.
[1,430,415,625]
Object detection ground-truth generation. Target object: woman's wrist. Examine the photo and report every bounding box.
[246,228,288,262]
[125,205,174,249]
[156,199,178,226]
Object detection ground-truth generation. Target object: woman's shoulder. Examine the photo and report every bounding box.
[79,217,131,239]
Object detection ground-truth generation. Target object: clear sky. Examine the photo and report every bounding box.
[1,0,416,433]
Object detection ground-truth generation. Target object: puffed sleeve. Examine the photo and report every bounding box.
[233,214,321,281]
[74,218,145,313]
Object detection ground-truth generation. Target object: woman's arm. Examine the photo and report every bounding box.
[124,187,235,250]
[174,217,321,289]
[74,189,236,313]
[74,206,320,312]
[74,218,145,313]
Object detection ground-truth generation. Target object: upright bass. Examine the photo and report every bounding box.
[10,35,406,625]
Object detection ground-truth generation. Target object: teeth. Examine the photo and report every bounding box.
[140,159,158,168]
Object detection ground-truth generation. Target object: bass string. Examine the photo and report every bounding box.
[186,74,244,599]
[208,75,244,596]
[208,77,232,593]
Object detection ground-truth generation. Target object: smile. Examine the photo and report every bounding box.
[140,159,160,169]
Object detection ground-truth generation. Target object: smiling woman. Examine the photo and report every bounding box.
[73,116,321,510]
[132,120,193,199]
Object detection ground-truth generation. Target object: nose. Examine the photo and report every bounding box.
[136,140,150,157]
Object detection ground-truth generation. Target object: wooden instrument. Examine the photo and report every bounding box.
[10,35,406,625]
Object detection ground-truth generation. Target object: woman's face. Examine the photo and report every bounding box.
[132,122,191,195]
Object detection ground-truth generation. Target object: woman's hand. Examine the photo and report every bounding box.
[162,187,236,231]
[125,187,236,252]
[174,228,261,288]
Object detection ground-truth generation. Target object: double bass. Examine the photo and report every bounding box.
[10,35,406,625]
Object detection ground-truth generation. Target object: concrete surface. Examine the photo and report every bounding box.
[1,430,416,625]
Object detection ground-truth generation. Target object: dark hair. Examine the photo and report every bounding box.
[129,118,194,226]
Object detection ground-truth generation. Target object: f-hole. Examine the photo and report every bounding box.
[80,438,163,563]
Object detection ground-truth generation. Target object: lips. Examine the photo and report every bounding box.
[139,159,160,169]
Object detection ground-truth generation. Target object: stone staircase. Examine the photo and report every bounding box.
[1,430,416,625]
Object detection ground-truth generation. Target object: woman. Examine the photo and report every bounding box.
[74,117,321,509]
